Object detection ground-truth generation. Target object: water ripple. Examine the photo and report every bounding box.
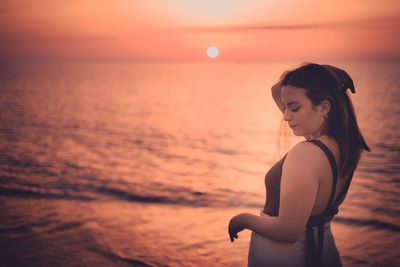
[334,216,400,232]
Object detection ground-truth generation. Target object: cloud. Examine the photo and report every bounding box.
[185,24,319,33]
[183,15,400,33]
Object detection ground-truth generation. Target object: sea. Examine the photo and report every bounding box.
[0,59,399,266]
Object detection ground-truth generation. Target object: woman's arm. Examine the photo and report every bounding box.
[229,142,323,243]
[271,80,285,114]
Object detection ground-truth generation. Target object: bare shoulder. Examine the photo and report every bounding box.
[283,141,327,177]
[288,141,326,160]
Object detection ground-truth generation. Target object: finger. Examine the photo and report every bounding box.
[235,234,238,239]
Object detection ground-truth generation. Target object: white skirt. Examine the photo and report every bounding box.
[248,211,342,267]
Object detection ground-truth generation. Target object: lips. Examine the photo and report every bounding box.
[289,125,297,128]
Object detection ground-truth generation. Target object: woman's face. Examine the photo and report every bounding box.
[281,85,325,138]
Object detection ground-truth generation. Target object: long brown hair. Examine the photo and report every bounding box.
[281,63,370,178]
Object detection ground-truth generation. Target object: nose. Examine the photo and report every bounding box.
[284,109,292,122]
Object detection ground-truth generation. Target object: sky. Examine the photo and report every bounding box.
[1,0,400,62]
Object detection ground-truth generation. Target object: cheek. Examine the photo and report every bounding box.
[297,109,319,128]
[295,110,309,124]
[309,113,322,129]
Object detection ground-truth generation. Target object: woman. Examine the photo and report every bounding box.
[228,63,370,267]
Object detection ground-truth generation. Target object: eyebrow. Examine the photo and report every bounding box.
[282,101,300,106]
[288,101,300,106]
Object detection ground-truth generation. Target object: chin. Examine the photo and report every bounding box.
[291,128,302,136]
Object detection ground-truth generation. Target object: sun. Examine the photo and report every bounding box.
[206,46,219,58]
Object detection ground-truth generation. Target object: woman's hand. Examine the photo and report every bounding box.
[271,80,285,114]
[228,213,246,242]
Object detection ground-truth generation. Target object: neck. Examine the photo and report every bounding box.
[306,126,329,140]
[305,132,326,141]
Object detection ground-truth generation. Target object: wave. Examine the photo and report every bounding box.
[46,221,85,234]
[334,216,400,232]
[374,141,400,153]
[0,186,94,201]
[0,155,261,208]
[88,185,261,208]
[91,248,154,267]
[0,184,217,207]
[0,183,260,209]
[92,186,175,204]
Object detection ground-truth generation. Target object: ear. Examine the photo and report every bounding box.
[319,100,331,116]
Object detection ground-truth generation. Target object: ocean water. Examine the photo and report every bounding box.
[0,60,399,266]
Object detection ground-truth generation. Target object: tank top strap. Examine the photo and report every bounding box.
[304,139,339,267]
[306,139,338,214]
[332,170,354,210]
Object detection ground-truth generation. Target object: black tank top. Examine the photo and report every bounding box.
[263,139,355,266]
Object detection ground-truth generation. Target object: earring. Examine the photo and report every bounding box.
[321,114,328,133]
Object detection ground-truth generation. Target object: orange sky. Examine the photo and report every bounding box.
[1,0,400,61]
